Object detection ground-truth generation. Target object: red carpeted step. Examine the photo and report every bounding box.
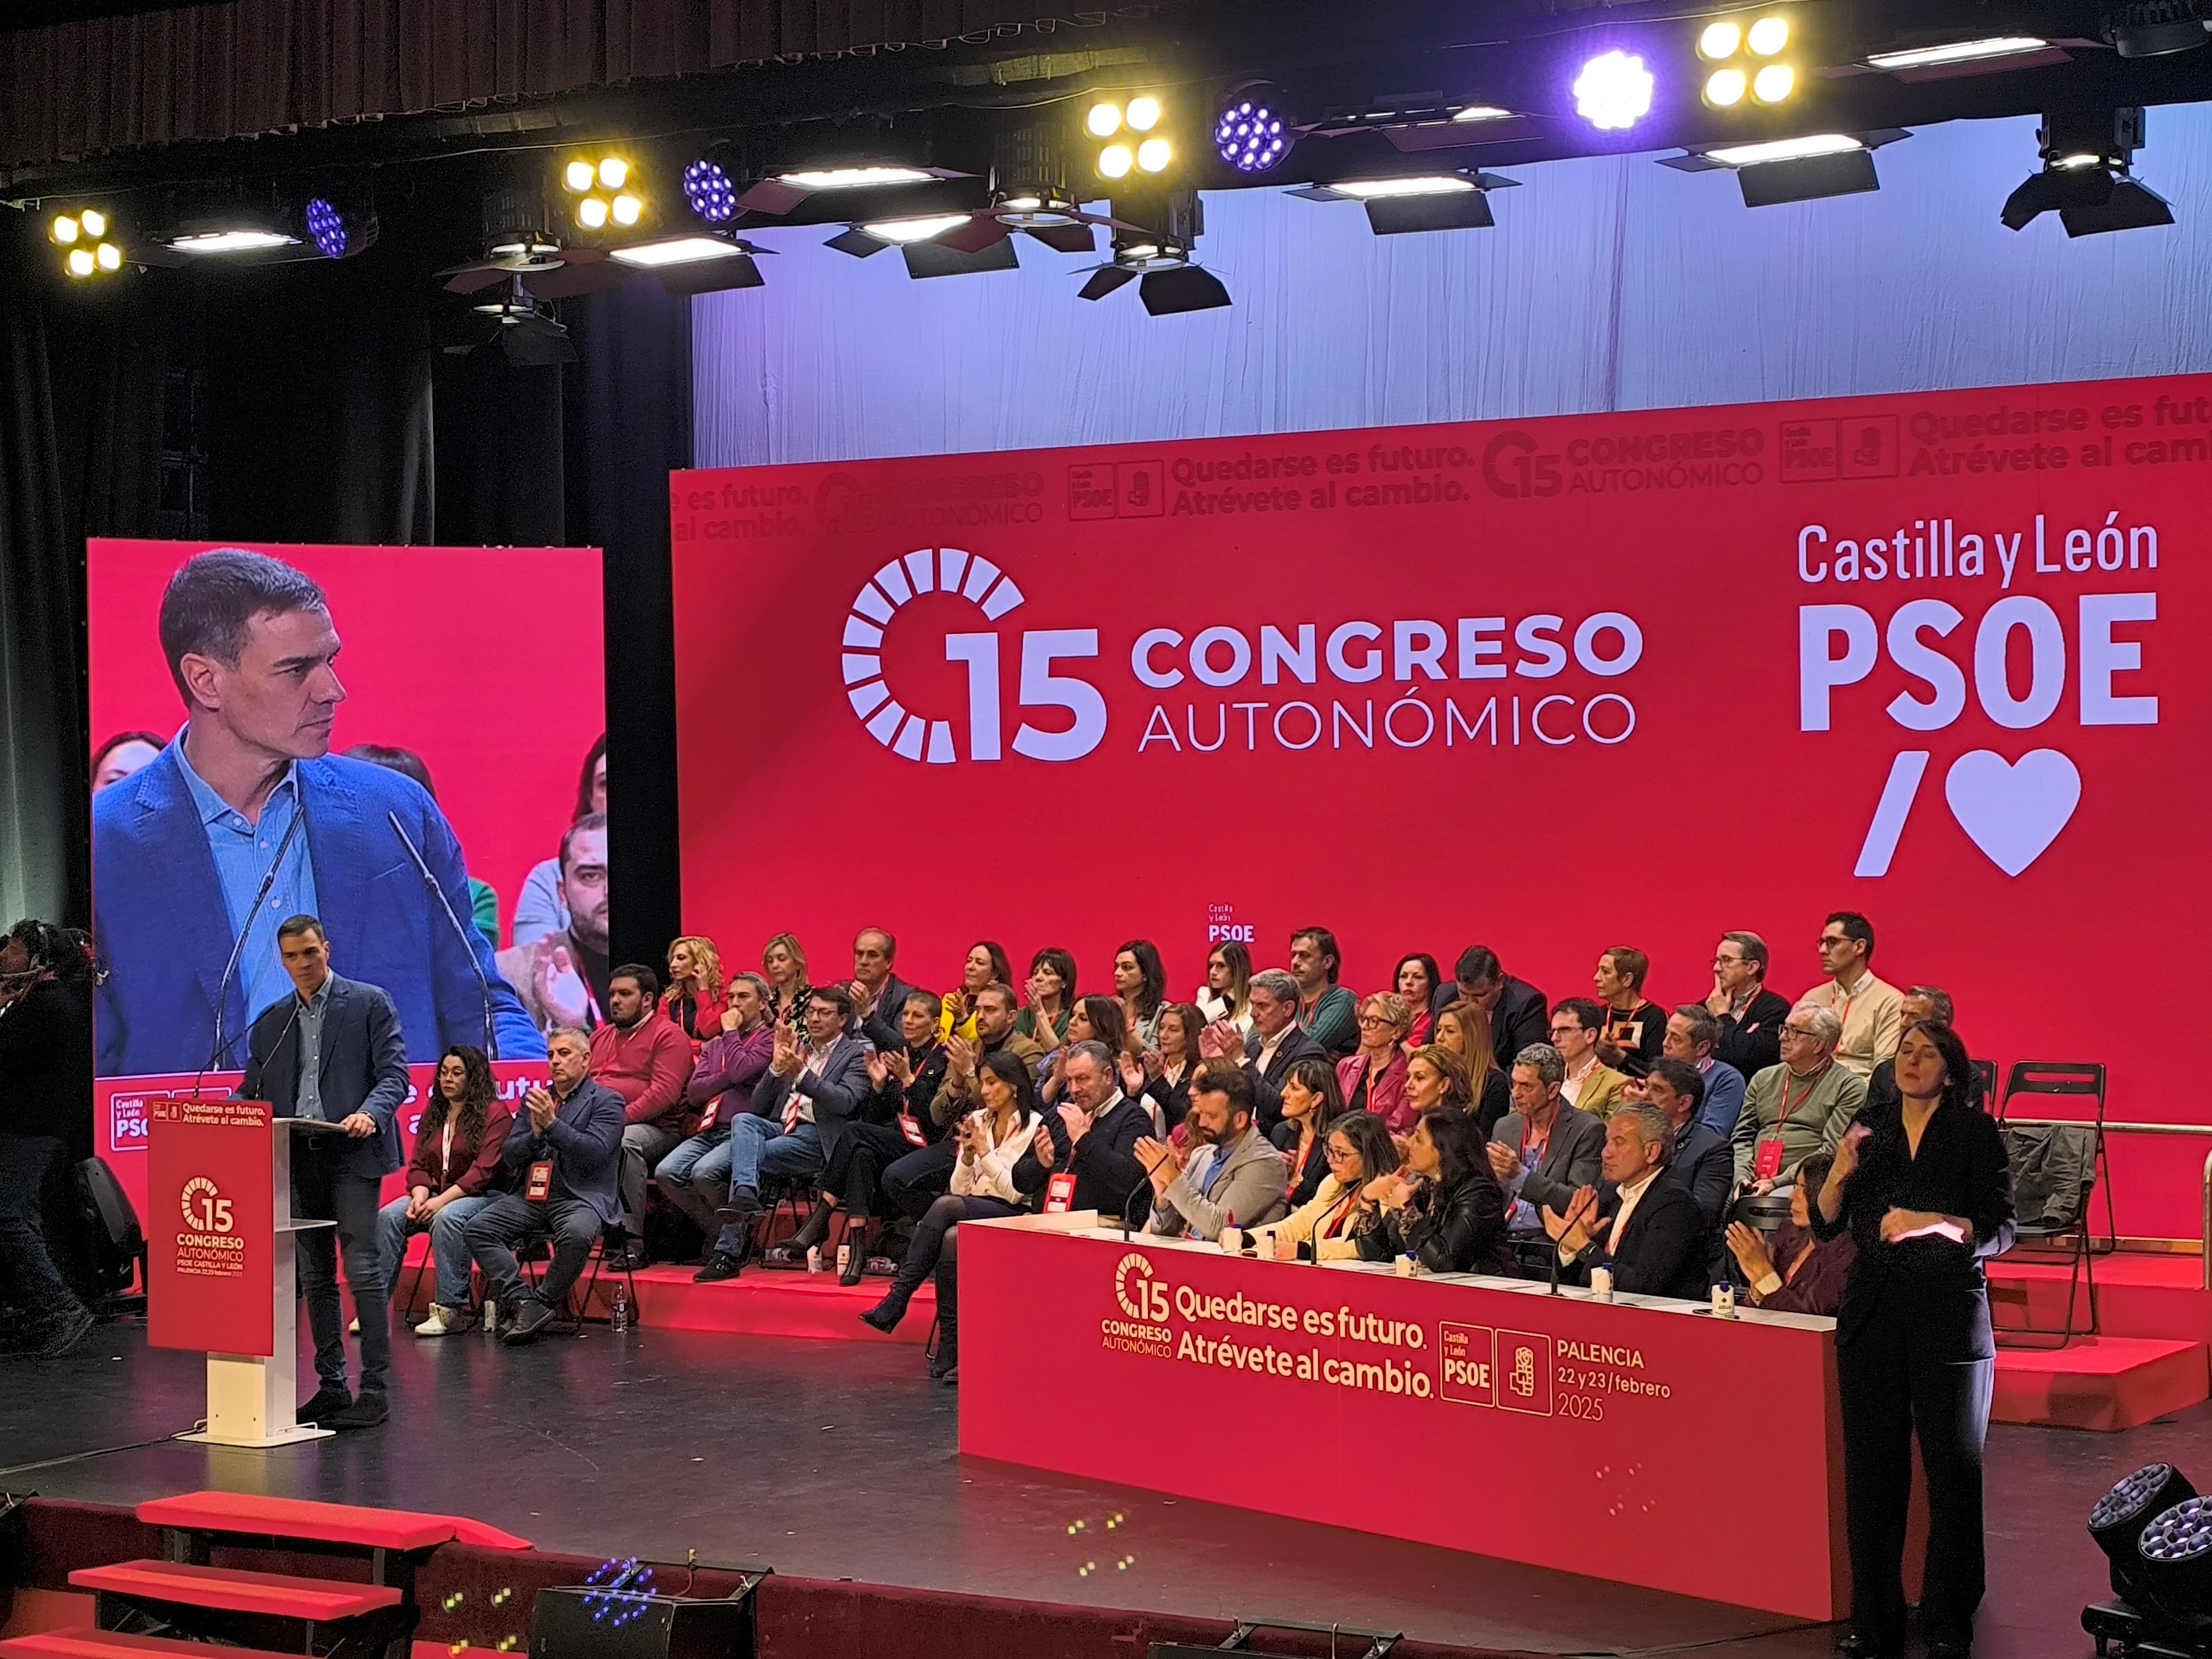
[630,1263,937,1343]
[68,1561,401,1622]
[1988,1255,2212,1343]
[137,1490,465,1552]
[1992,1336,2210,1431]
[1,1630,303,1659]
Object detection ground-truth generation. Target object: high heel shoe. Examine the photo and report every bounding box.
[860,1287,909,1333]
[838,1219,869,1286]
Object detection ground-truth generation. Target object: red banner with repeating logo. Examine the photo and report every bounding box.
[147,1096,276,1355]
[673,375,2206,1235]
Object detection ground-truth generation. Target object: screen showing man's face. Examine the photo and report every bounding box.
[185,607,346,761]
[560,826,610,950]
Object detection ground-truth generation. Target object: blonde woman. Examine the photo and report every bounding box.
[663,936,726,1044]
[761,933,810,1019]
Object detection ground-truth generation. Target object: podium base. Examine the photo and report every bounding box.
[177,1423,336,1449]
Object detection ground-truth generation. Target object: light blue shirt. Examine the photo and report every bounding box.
[293,979,332,1120]
[173,730,320,1033]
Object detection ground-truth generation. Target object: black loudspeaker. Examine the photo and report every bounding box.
[72,1156,146,1304]
[529,1562,767,1659]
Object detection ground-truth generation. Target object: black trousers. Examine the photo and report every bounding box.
[1837,1286,1995,1650]
[883,1140,957,1221]
[825,1122,924,1215]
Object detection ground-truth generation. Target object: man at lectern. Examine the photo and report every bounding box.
[238,914,409,1432]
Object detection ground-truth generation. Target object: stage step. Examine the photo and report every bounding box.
[1,1629,301,1659]
[629,1262,937,1342]
[1992,1336,2209,1431]
[68,1560,402,1623]
[138,1489,481,1552]
[1989,1254,2212,1344]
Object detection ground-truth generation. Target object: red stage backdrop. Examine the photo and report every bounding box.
[673,375,2204,1237]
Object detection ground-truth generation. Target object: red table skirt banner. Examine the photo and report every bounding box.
[146,1095,276,1356]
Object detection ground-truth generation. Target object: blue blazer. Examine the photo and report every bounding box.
[500,1077,627,1225]
[92,745,545,1077]
[755,1036,877,1163]
[237,973,411,1182]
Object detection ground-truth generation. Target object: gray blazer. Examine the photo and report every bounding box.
[1489,1104,1605,1218]
[1150,1125,1290,1239]
[238,973,409,1181]
[754,1034,876,1162]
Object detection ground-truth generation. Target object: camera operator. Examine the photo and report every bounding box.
[0,919,97,1358]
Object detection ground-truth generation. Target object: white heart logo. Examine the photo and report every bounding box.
[1943,749,2081,877]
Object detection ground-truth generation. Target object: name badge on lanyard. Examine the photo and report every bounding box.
[526,1160,555,1203]
[1045,1171,1078,1213]
[898,1111,927,1148]
[1753,1137,1786,1182]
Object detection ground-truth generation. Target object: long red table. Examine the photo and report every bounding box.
[959,1214,1846,1620]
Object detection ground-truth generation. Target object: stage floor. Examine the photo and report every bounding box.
[4,1318,2198,1658]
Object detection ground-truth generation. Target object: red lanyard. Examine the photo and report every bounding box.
[1319,1189,1359,1240]
[1772,1062,1833,1133]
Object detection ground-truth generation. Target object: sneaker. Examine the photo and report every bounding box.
[694,1252,745,1284]
[299,1384,354,1424]
[715,1186,764,1219]
[501,1297,558,1345]
[325,1392,389,1431]
[32,1304,96,1358]
[414,1303,473,1337]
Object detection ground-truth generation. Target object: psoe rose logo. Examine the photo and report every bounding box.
[841,547,1106,765]
[1115,1251,1168,1322]
[179,1176,234,1234]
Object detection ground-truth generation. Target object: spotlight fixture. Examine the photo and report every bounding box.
[682,160,739,224]
[1289,171,1520,234]
[2001,106,2173,235]
[562,153,644,232]
[1700,13,1801,108]
[1214,83,1293,174]
[735,164,970,217]
[169,228,299,255]
[49,207,125,277]
[857,214,974,245]
[300,189,377,259]
[1077,234,1230,316]
[1575,50,1654,131]
[2091,1464,2198,1624]
[1863,36,2061,76]
[607,233,772,295]
[824,214,1020,278]
[1086,94,1174,178]
[1451,106,1515,123]
[1660,130,1902,207]
[2106,3,2211,57]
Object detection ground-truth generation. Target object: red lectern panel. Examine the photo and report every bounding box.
[147,1096,275,1356]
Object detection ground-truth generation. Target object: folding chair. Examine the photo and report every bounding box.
[1999,1060,2114,1251]
[521,1221,640,1326]
[1971,1058,1999,1114]
[1994,1121,2100,1349]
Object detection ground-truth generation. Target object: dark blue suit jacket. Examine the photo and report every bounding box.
[237,973,411,1182]
[92,744,544,1076]
[500,1077,627,1226]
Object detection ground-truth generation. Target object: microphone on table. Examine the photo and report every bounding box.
[195,808,305,1098]
[389,810,498,1060]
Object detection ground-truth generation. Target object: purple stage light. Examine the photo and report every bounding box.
[684,160,739,223]
[305,197,348,258]
[1214,93,1289,174]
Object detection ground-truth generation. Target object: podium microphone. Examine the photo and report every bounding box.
[388,811,498,1060]
[196,808,305,1097]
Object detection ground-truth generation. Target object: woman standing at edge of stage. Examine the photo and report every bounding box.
[1814,1019,2015,1659]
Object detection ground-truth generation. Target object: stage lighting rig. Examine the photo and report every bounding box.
[49,207,124,278]
[1862,35,2069,80]
[1086,93,1174,181]
[2001,106,2172,236]
[2105,3,2211,57]
[301,185,378,259]
[1658,131,1903,207]
[1573,50,1654,132]
[562,153,645,232]
[681,158,740,224]
[608,232,772,295]
[1699,11,1800,108]
[1289,171,1519,235]
[1214,83,1293,176]
[1077,234,1230,315]
[736,164,970,217]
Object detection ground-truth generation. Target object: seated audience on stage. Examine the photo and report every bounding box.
[723,985,870,1238]
[1129,1001,1204,1135]
[1015,946,1077,1045]
[497,813,610,1032]
[1664,1004,1747,1140]
[1270,1110,1402,1262]
[1725,1149,1856,1314]
[1593,947,1666,1078]
[1276,1056,1347,1207]
[588,963,696,1268]
[1437,946,1548,1078]
[512,734,604,947]
[1114,938,1168,1050]
[942,940,1013,1042]
[1200,968,1323,1136]
[760,932,811,1020]
[1393,954,1441,1046]
[1544,1101,1710,1301]
[661,936,726,1046]
[861,1047,1041,1353]
[1704,930,1793,1081]
[1195,940,1253,1031]
[808,990,952,1285]
[656,972,774,1283]
[1014,1039,1152,1223]
[466,1027,625,1345]
[375,1044,515,1336]
[1140,1066,1290,1239]
[883,981,1038,1221]
[1043,993,1128,1106]
[848,928,924,1054]
[1638,1056,1732,1258]
[1549,998,1630,1120]
[1430,999,1510,1138]
[1488,1044,1606,1234]
[344,743,501,947]
[1801,910,1904,1079]
[1356,1108,1515,1277]
[1403,1043,1472,1122]
[1289,926,1358,1057]
[1338,993,1412,1129]
[1866,986,1985,1115]
[1733,1003,1868,1191]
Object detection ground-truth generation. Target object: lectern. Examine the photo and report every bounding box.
[147,1096,340,1447]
